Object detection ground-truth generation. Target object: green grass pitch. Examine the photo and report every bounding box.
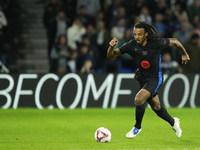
[0,108,200,150]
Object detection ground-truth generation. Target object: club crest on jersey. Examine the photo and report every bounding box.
[142,51,148,55]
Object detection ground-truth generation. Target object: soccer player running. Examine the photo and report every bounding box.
[107,21,190,138]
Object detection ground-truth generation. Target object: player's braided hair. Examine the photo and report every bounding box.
[134,21,157,42]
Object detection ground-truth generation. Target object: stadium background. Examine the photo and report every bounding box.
[0,1,200,150]
[0,0,200,109]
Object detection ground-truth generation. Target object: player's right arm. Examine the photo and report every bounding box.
[107,37,122,59]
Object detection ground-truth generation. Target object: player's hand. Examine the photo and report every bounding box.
[109,37,118,48]
[182,54,190,64]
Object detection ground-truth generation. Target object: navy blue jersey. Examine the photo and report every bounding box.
[119,38,170,81]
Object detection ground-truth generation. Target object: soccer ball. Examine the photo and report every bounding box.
[94,127,111,143]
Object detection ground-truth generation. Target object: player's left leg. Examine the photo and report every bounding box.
[148,95,182,137]
[148,95,174,125]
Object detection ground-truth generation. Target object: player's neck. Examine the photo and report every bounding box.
[141,40,147,47]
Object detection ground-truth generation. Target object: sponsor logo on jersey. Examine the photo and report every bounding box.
[141,60,150,69]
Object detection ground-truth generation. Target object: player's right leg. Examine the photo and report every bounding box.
[126,89,150,138]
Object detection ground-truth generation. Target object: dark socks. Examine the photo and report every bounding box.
[134,104,145,129]
[156,105,174,126]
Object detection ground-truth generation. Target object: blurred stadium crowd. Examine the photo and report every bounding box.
[0,0,200,74]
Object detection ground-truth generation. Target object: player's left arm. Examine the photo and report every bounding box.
[168,38,190,64]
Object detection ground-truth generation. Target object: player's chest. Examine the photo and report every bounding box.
[131,46,158,58]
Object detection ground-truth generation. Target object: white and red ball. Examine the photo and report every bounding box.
[94,127,111,143]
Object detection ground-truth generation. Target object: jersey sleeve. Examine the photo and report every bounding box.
[156,38,170,50]
[118,40,132,54]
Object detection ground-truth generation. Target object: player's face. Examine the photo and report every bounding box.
[134,28,148,46]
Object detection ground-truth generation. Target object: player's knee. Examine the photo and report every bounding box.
[134,97,144,106]
[151,105,161,112]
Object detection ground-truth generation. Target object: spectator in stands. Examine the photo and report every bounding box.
[81,35,99,70]
[0,6,7,67]
[67,49,78,73]
[62,0,77,27]
[188,0,200,21]
[104,0,122,29]
[43,0,62,29]
[120,0,136,17]
[153,13,168,38]
[111,17,126,39]
[173,1,189,22]
[109,6,130,28]
[49,34,69,74]
[94,19,119,72]
[76,0,101,18]
[191,14,200,28]
[116,28,132,48]
[77,5,93,27]
[94,10,105,27]
[182,33,200,73]
[187,0,196,7]
[0,6,7,42]
[43,0,62,59]
[131,0,147,17]
[139,6,152,24]
[130,15,140,29]
[67,17,86,50]
[156,0,170,14]
[84,24,96,44]
[76,44,95,73]
[161,52,181,74]
[194,21,200,37]
[55,10,68,41]
[172,21,192,46]
[170,0,187,11]
[101,0,112,14]
[94,20,111,61]
[163,7,178,37]
[146,0,158,17]
[84,24,103,70]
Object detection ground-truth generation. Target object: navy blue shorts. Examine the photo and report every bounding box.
[139,78,163,99]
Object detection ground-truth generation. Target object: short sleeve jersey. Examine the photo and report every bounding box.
[119,38,170,81]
